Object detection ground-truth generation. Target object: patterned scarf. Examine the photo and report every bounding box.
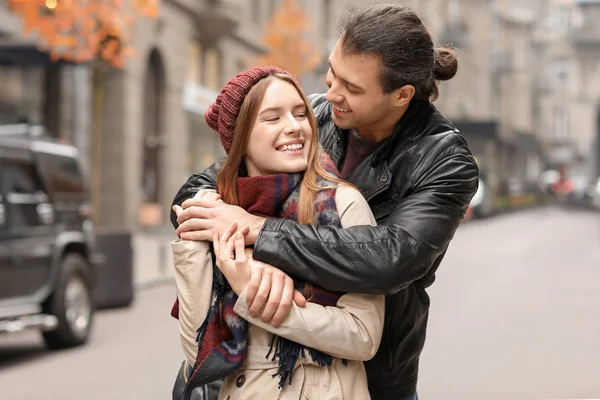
[176,153,345,399]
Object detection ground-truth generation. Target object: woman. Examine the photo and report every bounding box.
[171,66,384,400]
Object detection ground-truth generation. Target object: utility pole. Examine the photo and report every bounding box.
[72,64,91,174]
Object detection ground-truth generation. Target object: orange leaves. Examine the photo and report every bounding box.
[253,0,321,78]
[133,0,159,18]
[7,0,160,68]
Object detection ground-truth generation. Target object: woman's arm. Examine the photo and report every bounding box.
[171,240,214,368]
[234,185,385,361]
[235,289,384,361]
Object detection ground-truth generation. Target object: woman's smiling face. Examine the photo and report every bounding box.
[244,78,313,177]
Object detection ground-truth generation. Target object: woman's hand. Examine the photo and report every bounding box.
[213,222,250,296]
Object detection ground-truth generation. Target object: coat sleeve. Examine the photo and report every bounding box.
[170,157,225,229]
[251,143,479,295]
[172,240,214,368]
[233,186,385,361]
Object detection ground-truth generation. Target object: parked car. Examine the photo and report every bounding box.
[0,124,101,349]
[466,165,495,219]
[552,172,597,209]
[592,177,600,210]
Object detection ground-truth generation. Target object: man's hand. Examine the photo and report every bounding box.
[246,260,307,327]
[173,191,265,243]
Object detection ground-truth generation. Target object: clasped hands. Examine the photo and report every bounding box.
[172,190,306,326]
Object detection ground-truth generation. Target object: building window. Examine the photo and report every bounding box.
[554,108,569,141]
[204,48,222,91]
[548,4,570,30]
[186,41,203,85]
[552,59,570,86]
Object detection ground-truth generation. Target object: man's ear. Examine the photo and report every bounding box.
[392,85,416,108]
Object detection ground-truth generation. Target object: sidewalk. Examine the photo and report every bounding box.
[132,229,178,289]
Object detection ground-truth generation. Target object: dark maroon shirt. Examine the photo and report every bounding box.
[340,130,382,178]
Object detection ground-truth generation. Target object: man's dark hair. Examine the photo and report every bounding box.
[339,3,458,101]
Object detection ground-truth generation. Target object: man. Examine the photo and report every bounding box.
[171,4,478,399]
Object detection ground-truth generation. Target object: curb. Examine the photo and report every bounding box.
[134,276,174,291]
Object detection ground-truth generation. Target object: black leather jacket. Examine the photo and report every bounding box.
[170,95,479,399]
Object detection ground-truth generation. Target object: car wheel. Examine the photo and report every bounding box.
[42,253,94,349]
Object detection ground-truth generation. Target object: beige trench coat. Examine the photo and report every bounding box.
[172,184,384,400]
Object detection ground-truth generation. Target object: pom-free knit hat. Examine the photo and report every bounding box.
[204,66,301,154]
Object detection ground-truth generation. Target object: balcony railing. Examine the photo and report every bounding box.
[569,23,600,45]
[197,0,240,38]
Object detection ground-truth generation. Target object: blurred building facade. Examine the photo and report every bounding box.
[117,0,364,230]
[0,0,362,230]
[423,0,600,196]
[1,0,599,231]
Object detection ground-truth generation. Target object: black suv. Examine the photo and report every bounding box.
[0,124,99,349]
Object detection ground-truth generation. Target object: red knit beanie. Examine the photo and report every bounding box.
[204,66,301,154]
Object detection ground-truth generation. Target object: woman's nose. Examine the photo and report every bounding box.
[283,115,302,134]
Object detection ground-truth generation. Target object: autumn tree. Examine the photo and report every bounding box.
[253,0,321,78]
[7,0,159,68]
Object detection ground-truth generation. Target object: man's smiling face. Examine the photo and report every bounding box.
[325,40,403,142]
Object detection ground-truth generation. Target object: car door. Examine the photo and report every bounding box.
[0,152,55,300]
[0,153,11,301]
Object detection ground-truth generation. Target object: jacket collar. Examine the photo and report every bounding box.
[369,100,455,167]
[315,98,457,200]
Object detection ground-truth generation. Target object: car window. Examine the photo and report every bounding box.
[1,159,46,229]
[2,160,44,197]
[52,155,85,193]
[38,153,85,193]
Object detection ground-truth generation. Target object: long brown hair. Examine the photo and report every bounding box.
[217,73,347,225]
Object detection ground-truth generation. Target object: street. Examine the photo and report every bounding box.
[1,207,599,400]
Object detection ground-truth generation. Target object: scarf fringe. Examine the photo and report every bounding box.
[186,159,345,394]
[267,335,343,389]
[195,280,227,344]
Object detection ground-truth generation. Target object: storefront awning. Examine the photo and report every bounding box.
[511,131,542,154]
[0,40,76,67]
[453,120,499,141]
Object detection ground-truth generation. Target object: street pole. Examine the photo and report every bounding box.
[72,63,91,174]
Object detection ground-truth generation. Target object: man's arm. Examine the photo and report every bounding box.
[252,144,479,295]
[170,157,226,228]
